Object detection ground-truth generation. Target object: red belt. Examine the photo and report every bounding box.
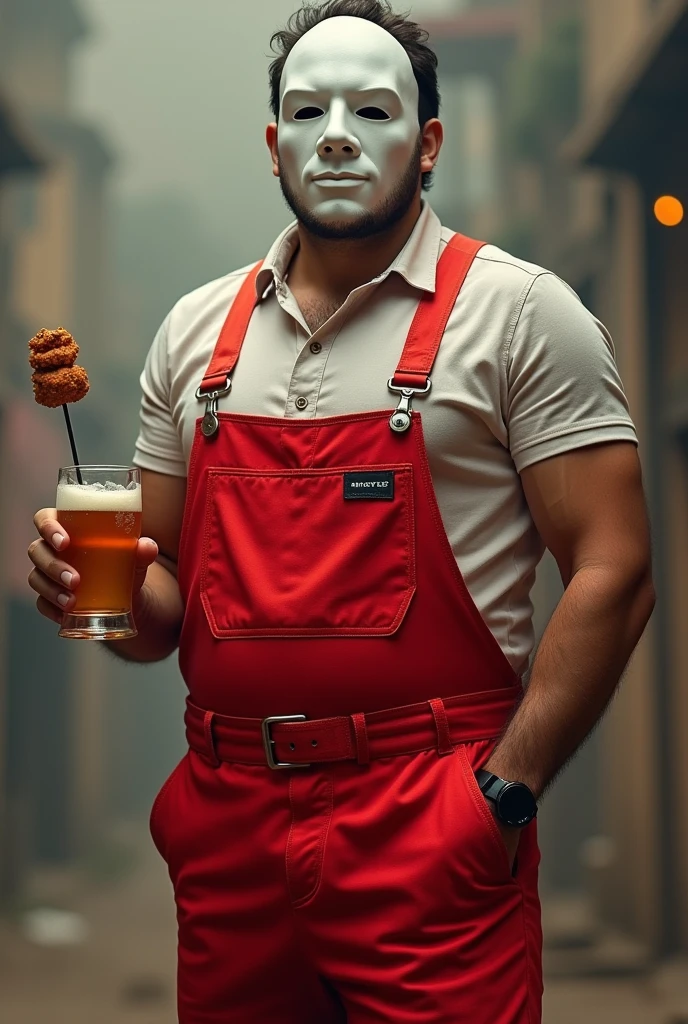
[184,685,522,769]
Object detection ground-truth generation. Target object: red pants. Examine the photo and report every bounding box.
[151,731,542,1022]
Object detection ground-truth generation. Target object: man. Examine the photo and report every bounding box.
[28,1,655,1021]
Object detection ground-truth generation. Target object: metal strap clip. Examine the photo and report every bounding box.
[195,380,232,437]
[387,377,432,433]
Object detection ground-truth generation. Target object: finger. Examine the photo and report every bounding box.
[27,539,80,589]
[132,538,159,596]
[36,594,67,625]
[135,537,159,565]
[28,567,76,611]
[33,508,69,552]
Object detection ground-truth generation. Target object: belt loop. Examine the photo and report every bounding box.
[428,698,454,757]
[203,710,221,768]
[351,712,370,766]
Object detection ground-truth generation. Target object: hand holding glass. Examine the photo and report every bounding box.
[56,466,142,639]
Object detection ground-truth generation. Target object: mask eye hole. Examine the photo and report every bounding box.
[293,106,325,120]
[356,107,390,121]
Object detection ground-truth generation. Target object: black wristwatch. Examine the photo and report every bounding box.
[475,770,538,828]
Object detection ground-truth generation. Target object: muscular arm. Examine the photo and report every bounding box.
[484,441,656,801]
[99,469,187,664]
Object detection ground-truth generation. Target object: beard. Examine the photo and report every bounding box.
[277,135,423,241]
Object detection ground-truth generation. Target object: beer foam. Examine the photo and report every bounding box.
[57,482,142,512]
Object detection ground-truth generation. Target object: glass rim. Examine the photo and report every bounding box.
[58,465,140,473]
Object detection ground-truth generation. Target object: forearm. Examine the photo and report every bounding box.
[99,559,184,664]
[485,566,655,801]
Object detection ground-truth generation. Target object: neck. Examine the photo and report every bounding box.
[290,198,423,299]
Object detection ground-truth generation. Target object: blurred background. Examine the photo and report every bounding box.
[0,0,687,1020]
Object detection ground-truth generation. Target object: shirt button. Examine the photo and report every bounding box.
[309,341,322,354]
[295,396,309,411]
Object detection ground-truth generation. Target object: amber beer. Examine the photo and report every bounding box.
[56,466,142,639]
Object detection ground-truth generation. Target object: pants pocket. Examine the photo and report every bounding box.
[200,463,416,637]
[455,741,519,885]
[149,752,188,860]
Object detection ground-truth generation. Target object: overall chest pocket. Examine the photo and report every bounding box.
[200,464,416,638]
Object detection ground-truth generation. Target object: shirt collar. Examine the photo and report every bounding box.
[254,200,443,300]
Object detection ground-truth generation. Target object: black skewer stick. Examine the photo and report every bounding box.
[62,405,83,484]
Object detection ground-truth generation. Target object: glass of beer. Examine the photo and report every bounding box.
[56,466,142,640]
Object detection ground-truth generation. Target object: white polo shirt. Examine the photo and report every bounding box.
[133,201,638,676]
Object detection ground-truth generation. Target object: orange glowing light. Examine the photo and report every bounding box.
[654,196,684,227]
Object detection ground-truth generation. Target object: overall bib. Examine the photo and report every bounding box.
[149,234,544,1023]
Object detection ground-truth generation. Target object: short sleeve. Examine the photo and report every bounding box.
[506,272,638,473]
[132,314,187,477]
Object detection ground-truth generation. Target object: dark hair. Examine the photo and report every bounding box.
[268,0,440,191]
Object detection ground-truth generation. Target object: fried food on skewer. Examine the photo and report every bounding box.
[31,365,90,408]
[29,338,79,371]
[28,326,77,355]
[28,327,90,408]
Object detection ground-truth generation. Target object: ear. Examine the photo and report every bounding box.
[266,122,280,178]
[420,118,443,176]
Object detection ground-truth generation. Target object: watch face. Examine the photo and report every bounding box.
[498,783,537,827]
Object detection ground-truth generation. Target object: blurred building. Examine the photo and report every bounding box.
[427,0,688,979]
[562,0,688,964]
[0,90,43,905]
[0,0,117,906]
[426,2,519,234]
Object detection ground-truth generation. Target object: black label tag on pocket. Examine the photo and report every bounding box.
[344,471,395,501]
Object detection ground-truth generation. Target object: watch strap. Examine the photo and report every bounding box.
[476,769,504,802]
[475,769,538,827]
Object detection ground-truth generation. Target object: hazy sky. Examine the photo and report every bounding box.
[73,0,463,264]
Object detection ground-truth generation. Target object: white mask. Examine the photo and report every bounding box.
[277,16,421,229]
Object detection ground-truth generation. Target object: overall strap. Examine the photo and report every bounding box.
[196,233,484,436]
[199,260,264,394]
[390,233,485,391]
[201,232,483,397]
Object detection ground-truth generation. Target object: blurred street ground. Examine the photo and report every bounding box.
[0,822,687,1024]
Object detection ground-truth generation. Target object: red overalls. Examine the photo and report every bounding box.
[149,234,544,1023]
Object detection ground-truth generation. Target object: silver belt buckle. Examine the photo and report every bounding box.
[261,714,310,769]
